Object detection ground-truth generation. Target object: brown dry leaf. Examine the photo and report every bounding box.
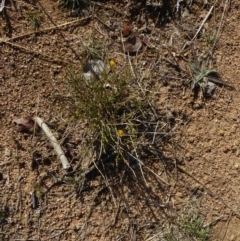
[124,36,142,53]
[13,117,37,133]
[122,25,132,37]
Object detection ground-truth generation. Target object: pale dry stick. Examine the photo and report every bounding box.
[94,26,107,38]
[178,166,240,218]
[181,5,214,51]
[0,0,5,12]
[127,52,136,78]
[0,16,91,44]
[1,40,68,65]
[202,215,223,228]
[210,0,229,55]
[191,5,214,41]
[94,15,112,30]
[47,230,66,240]
[146,230,164,241]
[33,117,71,170]
[152,121,160,144]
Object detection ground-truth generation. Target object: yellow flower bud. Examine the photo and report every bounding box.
[117,129,124,137]
[109,59,116,68]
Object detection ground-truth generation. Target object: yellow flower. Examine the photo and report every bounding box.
[109,59,116,68]
[117,129,124,137]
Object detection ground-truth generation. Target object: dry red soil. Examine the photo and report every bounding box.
[0,0,240,240]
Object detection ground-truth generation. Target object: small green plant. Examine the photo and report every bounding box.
[184,216,209,241]
[79,34,105,60]
[34,183,43,197]
[162,202,210,241]
[188,61,217,95]
[0,211,6,221]
[29,12,41,30]
[205,32,216,47]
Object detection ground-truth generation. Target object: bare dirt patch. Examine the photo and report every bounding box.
[0,0,239,240]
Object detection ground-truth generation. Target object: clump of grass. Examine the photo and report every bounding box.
[188,61,217,95]
[205,31,216,47]
[183,216,209,241]
[69,66,144,157]
[67,61,169,173]
[79,34,106,60]
[163,201,210,241]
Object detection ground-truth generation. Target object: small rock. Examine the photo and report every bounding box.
[83,60,105,81]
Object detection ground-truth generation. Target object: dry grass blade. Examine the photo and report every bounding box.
[210,0,230,54]
[0,16,91,44]
[182,5,214,51]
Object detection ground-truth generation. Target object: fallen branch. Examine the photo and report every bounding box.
[33,117,70,170]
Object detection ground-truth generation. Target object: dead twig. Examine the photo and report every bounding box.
[33,117,71,170]
[182,5,214,51]
[209,0,230,56]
